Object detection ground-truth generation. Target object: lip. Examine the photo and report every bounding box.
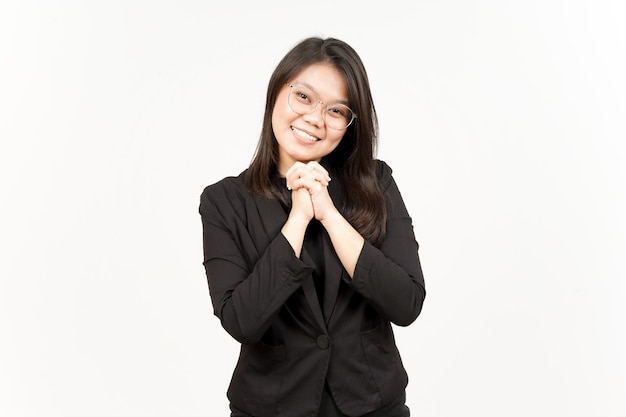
[291,126,321,142]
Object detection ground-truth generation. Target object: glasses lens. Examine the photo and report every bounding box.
[288,85,316,115]
[288,84,356,130]
[325,104,354,130]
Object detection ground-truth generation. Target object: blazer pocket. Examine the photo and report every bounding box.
[359,323,402,384]
[229,342,288,408]
[360,323,392,354]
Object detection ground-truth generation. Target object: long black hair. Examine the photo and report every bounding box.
[246,37,386,246]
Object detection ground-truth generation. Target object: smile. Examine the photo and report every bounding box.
[291,127,320,142]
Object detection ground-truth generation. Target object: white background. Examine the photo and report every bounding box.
[1,1,625,416]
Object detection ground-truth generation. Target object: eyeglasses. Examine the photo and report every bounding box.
[286,83,357,130]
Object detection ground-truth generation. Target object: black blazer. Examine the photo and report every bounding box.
[200,160,426,417]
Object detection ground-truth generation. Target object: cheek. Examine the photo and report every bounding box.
[271,106,286,137]
[329,132,346,145]
[272,92,292,124]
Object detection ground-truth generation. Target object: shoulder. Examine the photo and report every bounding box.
[199,170,249,213]
[374,159,394,188]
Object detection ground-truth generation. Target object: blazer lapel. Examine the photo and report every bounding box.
[252,194,326,330]
[322,173,350,326]
[322,232,343,324]
[252,195,287,242]
[300,249,326,329]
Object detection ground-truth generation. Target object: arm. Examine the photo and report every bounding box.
[281,186,314,258]
[349,166,426,326]
[319,211,364,278]
[200,187,313,345]
[286,161,364,277]
[293,160,426,325]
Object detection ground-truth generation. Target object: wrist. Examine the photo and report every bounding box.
[319,208,343,227]
[287,212,311,229]
[281,214,310,258]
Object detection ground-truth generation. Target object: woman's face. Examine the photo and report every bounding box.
[272,63,349,175]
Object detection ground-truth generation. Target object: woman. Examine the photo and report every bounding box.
[200,37,426,417]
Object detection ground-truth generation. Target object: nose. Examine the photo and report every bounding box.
[302,102,325,127]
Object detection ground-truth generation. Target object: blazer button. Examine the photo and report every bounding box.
[316,335,330,350]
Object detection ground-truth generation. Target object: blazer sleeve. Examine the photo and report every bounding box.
[349,161,426,326]
[199,181,313,345]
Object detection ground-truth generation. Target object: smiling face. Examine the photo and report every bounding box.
[272,63,349,176]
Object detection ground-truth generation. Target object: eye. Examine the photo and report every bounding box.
[292,87,313,104]
[327,106,349,119]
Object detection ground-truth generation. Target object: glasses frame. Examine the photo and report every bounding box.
[286,83,357,130]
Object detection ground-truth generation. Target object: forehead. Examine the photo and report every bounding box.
[290,63,348,101]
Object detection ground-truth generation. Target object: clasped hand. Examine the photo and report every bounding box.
[285,161,336,222]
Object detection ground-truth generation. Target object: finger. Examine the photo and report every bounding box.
[286,162,331,189]
[286,167,313,190]
[285,162,305,190]
[285,161,305,178]
[292,171,329,189]
[305,161,331,184]
[291,164,329,187]
[306,168,330,186]
[292,176,326,194]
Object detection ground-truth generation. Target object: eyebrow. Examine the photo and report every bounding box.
[292,80,350,106]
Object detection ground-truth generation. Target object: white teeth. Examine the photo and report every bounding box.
[292,127,318,141]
